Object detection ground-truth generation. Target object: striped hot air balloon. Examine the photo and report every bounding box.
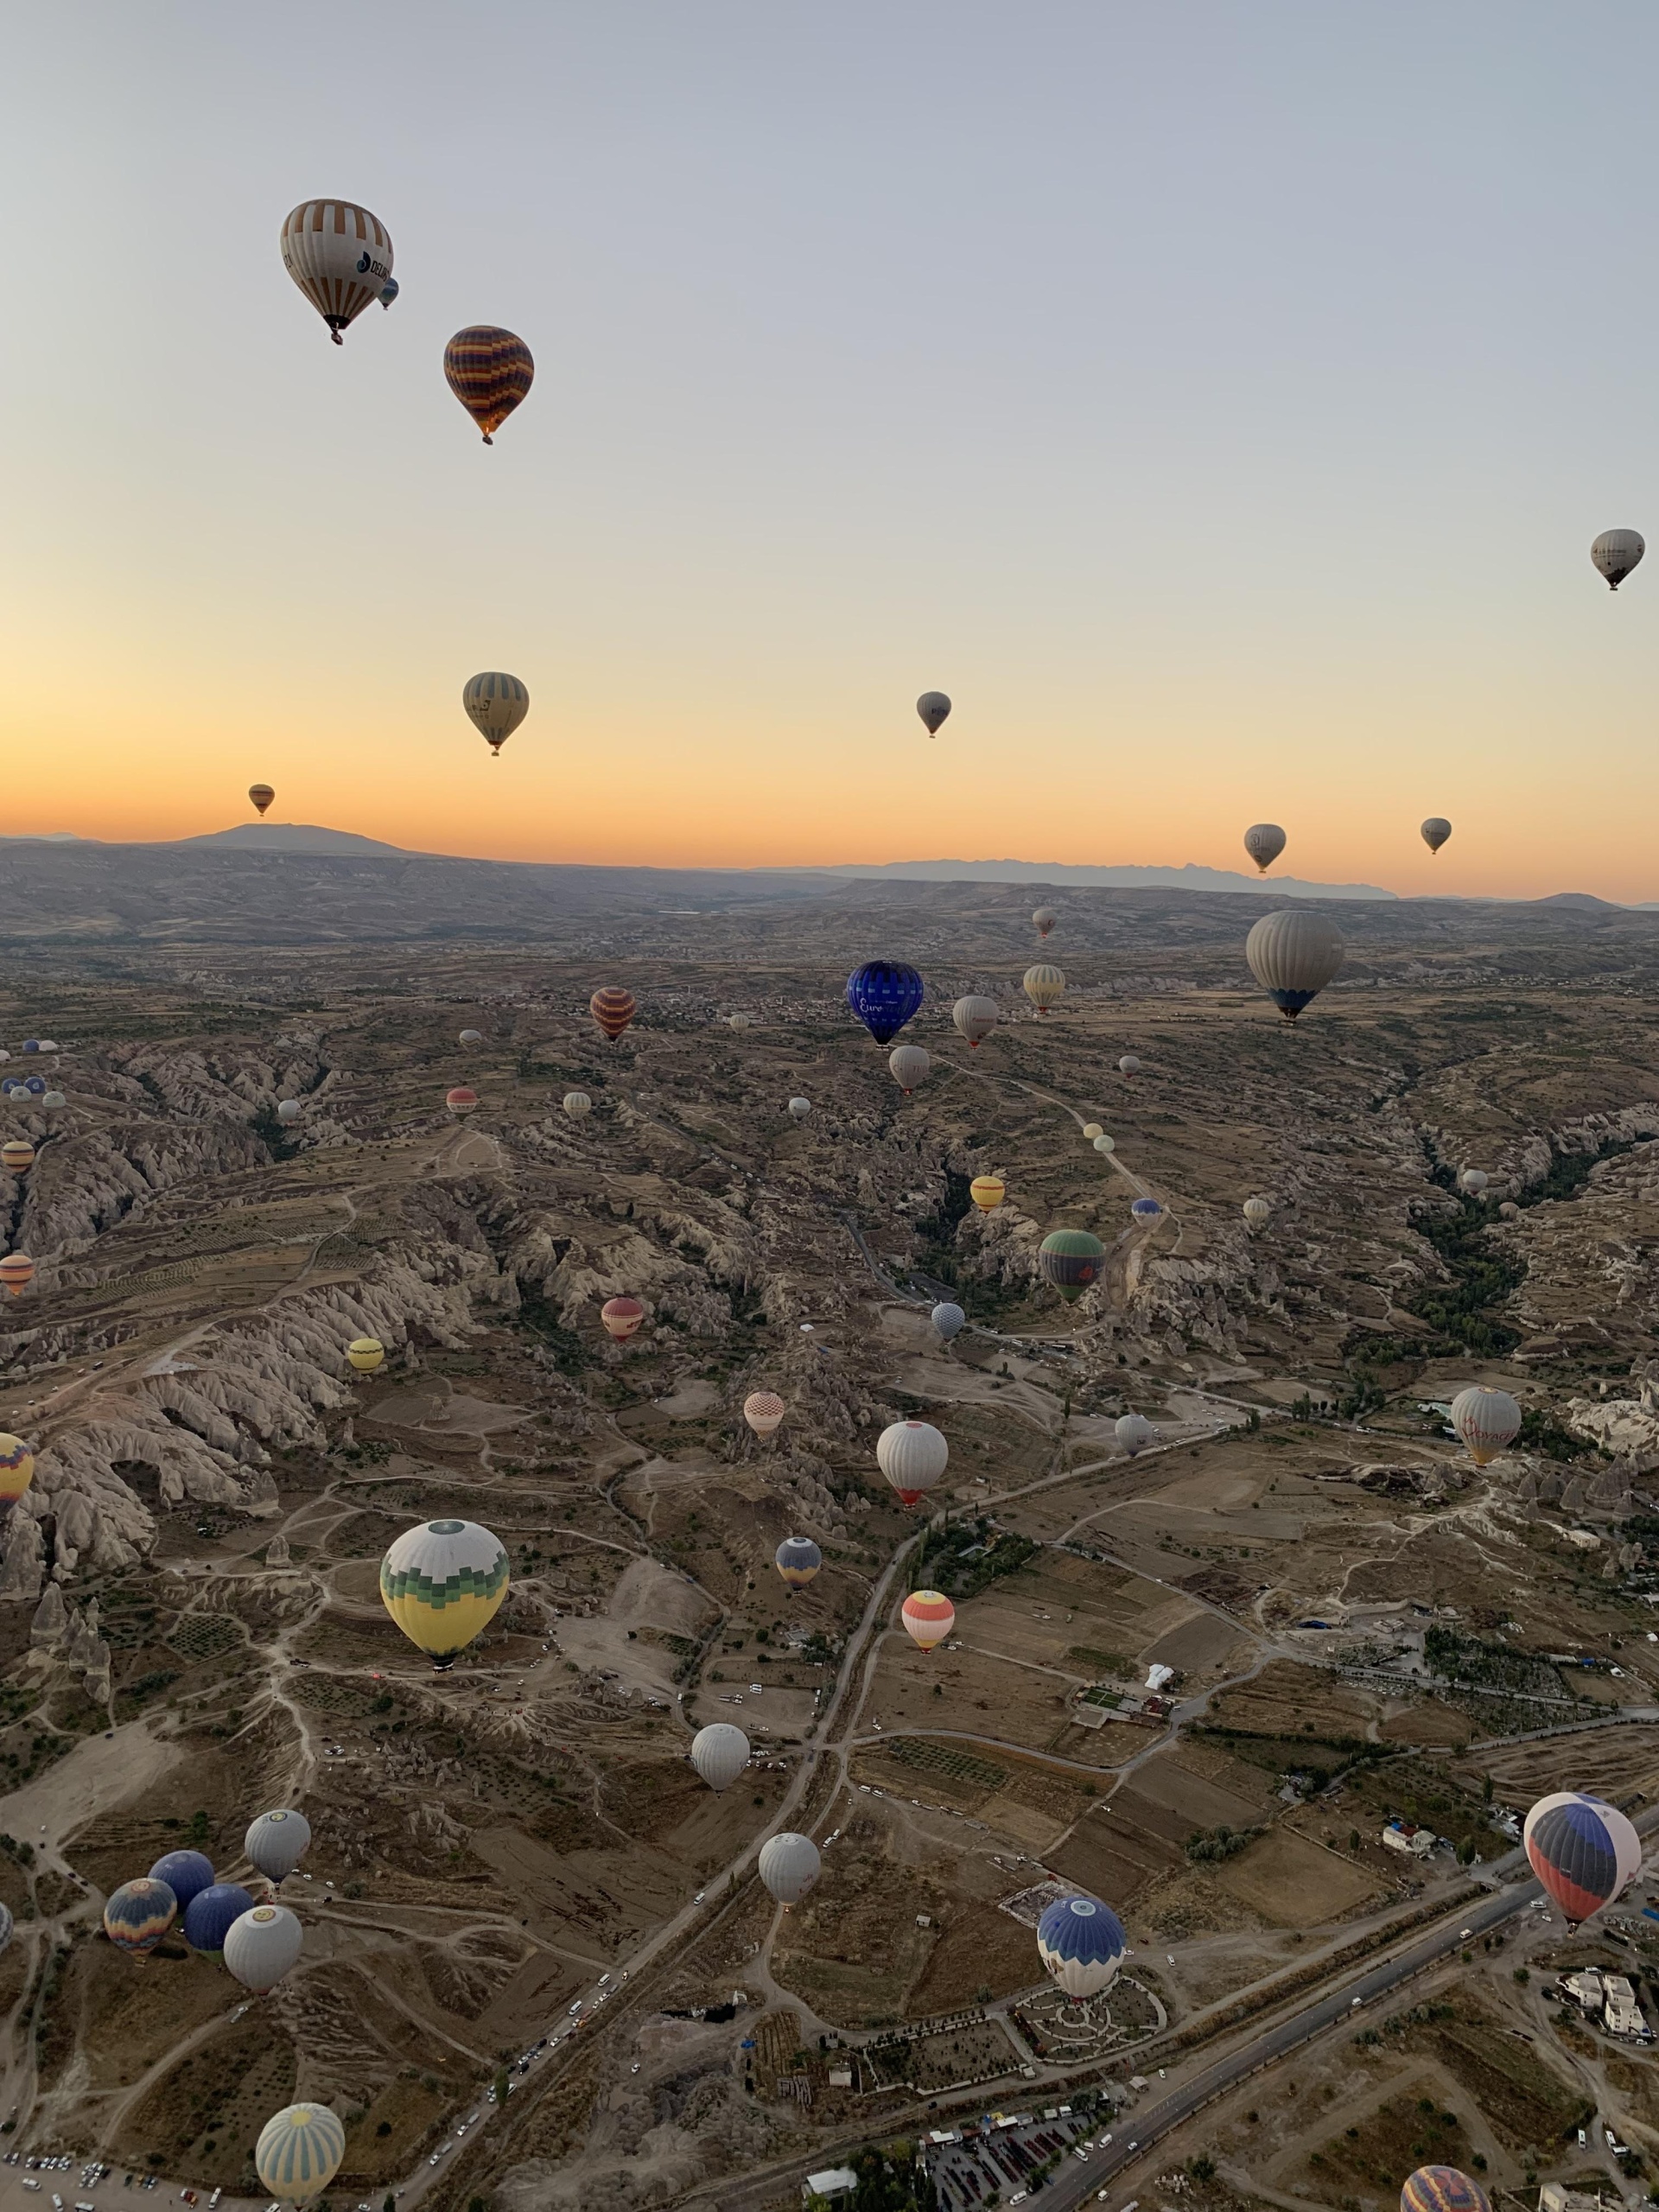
[0,1144,29,1177]
[1400,2171,1491,2212]
[0,1436,33,1504]
[462,671,529,757]
[0,1255,35,1299]
[1038,1229,1105,1302]
[1022,963,1065,1014]
[103,1878,177,1961]
[249,785,275,817]
[279,201,392,344]
[1523,1791,1642,1926]
[969,1174,1005,1212]
[590,988,637,1042]
[443,326,535,443]
[255,2104,346,2202]
[900,1589,955,1651]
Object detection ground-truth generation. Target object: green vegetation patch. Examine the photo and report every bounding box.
[882,1737,1007,1789]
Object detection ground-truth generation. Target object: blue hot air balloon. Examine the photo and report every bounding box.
[22,1078,44,1098]
[1036,1893,1127,1999]
[183,1881,255,1956]
[20,1042,37,1056]
[149,1849,215,1913]
[1130,1198,1164,1225]
[846,961,924,1046]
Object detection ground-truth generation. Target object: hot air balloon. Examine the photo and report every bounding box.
[876,1420,948,1506]
[1498,1200,1519,1219]
[255,2104,346,2202]
[1,1142,33,1176]
[1023,964,1065,1014]
[952,995,1000,1047]
[900,1589,955,1651]
[1459,1168,1488,1196]
[1401,2171,1490,2212]
[0,1255,35,1298]
[443,326,535,443]
[787,1096,811,1122]
[744,1391,785,1437]
[20,1042,36,1055]
[379,1517,510,1668]
[1130,1197,1163,1226]
[38,1092,62,1112]
[444,1087,477,1115]
[462,672,529,757]
[690,1722,750,1793]
[916,691,951,736]
[1243,1195,1272,1231]
[775,1535,822,1591]
[888,1044,930,1093]
[245,1808,311,1886]
[727,1013,750,1031]
[1093,1135,1116,1155]
[1523,1791,1642,1926]
[847,960,924,1046]
[1033,907,1057,938]
[224,1904,304,1993]
[1117,1055,1141,1077]
[379,276,399,308]
[1449,1384,1522,1466]
[1037,1893,1127,2000]
[969,1173,1005,1211]
[1039,1229,1104,1302]
[279,200,392,344]
[1421,817,1452,855]
[1243,823,1287,874]
[563,1091,592,1118]
[1116,1413,1155,1454]
[1245,909,1345,1020]
[103,1878,177,1961]
[931,1302,965,1343]
[1592,529,1644,590]
[758,1832,821,1907]
[183,1881,255,1956]
[149,1849,215,1913]
[346,1337,385,1375]
[459,1028,483,1046]
[21,1077,44,1099]
[0,1436,33,1505]
[249,785,275,817]
[0,1902,12,1957]
[601,1296,645,1342]
[276,1099,302,1123]
[591,988,638,1042]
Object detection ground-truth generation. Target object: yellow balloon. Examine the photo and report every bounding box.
[380,1518,509,1668]
[0,1435,33,1504]
[969,1173,1006,1212]
[346,1336,385,1374]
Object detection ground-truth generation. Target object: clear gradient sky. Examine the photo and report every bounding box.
[4,4,1659,896]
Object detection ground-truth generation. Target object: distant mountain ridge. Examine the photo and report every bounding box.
[814,857,1398,899]
[176,823,409,855]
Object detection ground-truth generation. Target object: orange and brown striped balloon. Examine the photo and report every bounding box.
[443,326,534,443]
[249,785,275,817]
[589,988,637,1043]
[279,202,393,344]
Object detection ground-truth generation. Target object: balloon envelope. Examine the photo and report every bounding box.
[0,1255,34,1298]
[563,1091,592,1118]
[1037,1893,1126,1999]
[1459,1168,1488,1195]
[380,1517,510,1666]
[601,1296,645,1341]
[590,988,638,1042]
[444,1088,477,1115]
[787,1096,811,1122]
[1117,1055,1141,1077]
[444,326,535,442]
[1245,910,1345,1020]
[148,1850,215,1912]
[758,1831,821,1905]
[224,1904,303,1993]
[1243,823,1287,873]
[0,1435,34,1503]
[775,1535,822,1590]
[256,2104,346,2202]
[1592,529,1644,590]
[183,1881,255,1955]
[279,201,391,342]
[888,1044,930,1092]
[969,1174,1005,1211]
[1450,1385,1521,1467]
[1523,1791,1641,1924]
[1039,1229,1104,1301]
[744,1390,785,1436]
[1421,817,1452,854]
[690,1722,750,1792]
[459,1028,483,1046]
[1033,907,1057,937]
[952,995,1000,1047]
[1093,1135,1115,1155]
[1022,963,1065,1014]
[346,1337,384,1374]
[876,1420,948,1504]
[245,1808,312,1884]
[1401,2171,1491,2212]
[1243,1197,1272,1230]
[276,1100,302,1123]
[1116,1413,1156,1454]
[931,1301,965,1342]
[1130,1198,1163,1224]
[104,1878,177,1959]
[847,961,924,1046]
[462,672,529,756]
[249,785,275,817]
[916,691,951,735]
[900,1589,956,1651]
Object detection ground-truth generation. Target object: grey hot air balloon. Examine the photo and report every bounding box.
[758,1830,821,1906]
[1244,909,1344,1020]
[952,995,1000,1047]
[787,1096,811,1122]
[458,1028,483,1046]
[1033,907,1058,938]
[690,1722,750,1793]
[1421,817,1452,855]
[1243,823,1287,874]
[245,1808,311,1885]
[276,1100,301,1124]
[1459,1167,1489,1197]
[931,1301,965,1343]
[1093,1134,1116,1154]
[223,1904,304,1994]
[1592,529,1645,590]
[1117,1055,1141,1077]
[1116,1413,1156,1454]
[916,691,951,736]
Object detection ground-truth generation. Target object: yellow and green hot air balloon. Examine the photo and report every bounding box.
[346,1337,385,1376]
[255,2104,346,2202]
[0,1435,34,1505]
[379,1518,509,1669]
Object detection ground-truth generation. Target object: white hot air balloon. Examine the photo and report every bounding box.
[223,1904,304,1994]
[1592,529,1645,591]
[245,1809,311,1886]
[876,1419,949,1504]
[276,1100,301,1124]
[279,200,393,344]
[758,1831,821,1906]
[728,1013,750,1031]
[563,1092,592,1119]
[1244,910,1345,1020]
[1023,963,1065,1014]
[1459,1167,1489,1197]
[1243,1196,1272,1232]
[1243,823,1287,874]
[787,1096,812,1122]
[1117,1055,1141,1077]
[888,1044,930,1093]
[952,995,1000,1047]
[1421,817,1452,855]
[1093,1134,1116,1155]
[690,1722,750,1793]
[1032,907,1058,938]
[931,1301,965,1343]
[1116,1413,1156,1455]
[1450,1384,1521,1467]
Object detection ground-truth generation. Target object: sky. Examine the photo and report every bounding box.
[3,3,1659,896]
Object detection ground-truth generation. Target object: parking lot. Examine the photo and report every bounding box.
[925,2103,1108,2208]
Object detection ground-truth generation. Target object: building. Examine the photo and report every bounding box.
[804,2168,858,2205]
[1602,1973,1649,2041]
[1381,1820,1434,1859]
[1538,2185,1602,2212]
